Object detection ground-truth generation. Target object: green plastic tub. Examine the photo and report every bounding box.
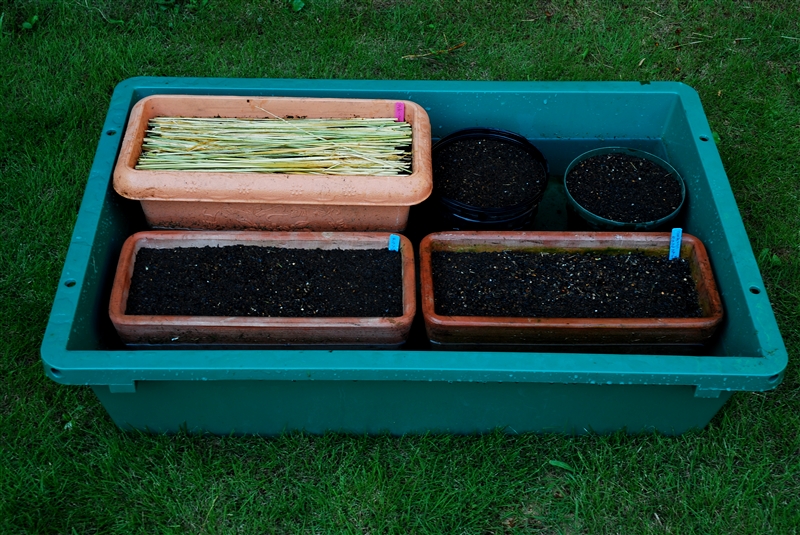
[41,77,787,435]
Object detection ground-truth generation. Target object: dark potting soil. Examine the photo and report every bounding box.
[126,245,403,317]
[565,153,682,223]
[432,251,703,318]
[433,138,546,208]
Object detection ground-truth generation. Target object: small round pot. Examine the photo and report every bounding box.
[432,128,548,231]
[564,147,686,231]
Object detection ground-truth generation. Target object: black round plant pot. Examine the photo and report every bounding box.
[564,147,686,231]
[432,128,548,231]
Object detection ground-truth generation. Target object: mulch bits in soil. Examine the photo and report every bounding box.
[566,153,682,223]
[433,138,546,208]
[432,251,703,318]
[126,245,403,317]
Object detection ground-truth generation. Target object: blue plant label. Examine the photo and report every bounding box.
[669,228,682,260]
[388,234,400,252]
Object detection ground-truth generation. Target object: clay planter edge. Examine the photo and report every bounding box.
[109,231,416,346]
[419,231,723,346]
[113,95,433,231]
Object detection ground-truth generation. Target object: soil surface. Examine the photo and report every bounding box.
[432,251,702,318]
[565,153,682,223]
[127,245,403,317]
[433,138,546,207]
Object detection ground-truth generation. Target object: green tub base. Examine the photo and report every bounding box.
[94,381,733,436]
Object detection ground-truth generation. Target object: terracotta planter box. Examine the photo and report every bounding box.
[420,231,723,348]
[109,231,416,346]
[113,95,433,231]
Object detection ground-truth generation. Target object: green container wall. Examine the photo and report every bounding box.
[41,78,787,435]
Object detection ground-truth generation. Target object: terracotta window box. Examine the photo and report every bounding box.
[109,231,416,347]
[420,231,723,349]
[113,95,433,231]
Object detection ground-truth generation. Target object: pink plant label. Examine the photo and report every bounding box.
[394,102,405,122]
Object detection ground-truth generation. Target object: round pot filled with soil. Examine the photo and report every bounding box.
[432,128,548,230]
[564,147,686,230]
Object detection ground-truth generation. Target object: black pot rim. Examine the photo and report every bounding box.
[444,204,538,225]
[432,127,549,213]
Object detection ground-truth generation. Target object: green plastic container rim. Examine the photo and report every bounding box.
[564,146,687,231]
[39,78,787,398]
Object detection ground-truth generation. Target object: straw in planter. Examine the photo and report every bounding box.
[135,116,413,176]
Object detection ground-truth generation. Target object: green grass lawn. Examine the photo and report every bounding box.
[2,0,799,532]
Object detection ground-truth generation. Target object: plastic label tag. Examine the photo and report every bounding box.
[669,228,682,260]
[394,102,405,122]
[388,234,400,252]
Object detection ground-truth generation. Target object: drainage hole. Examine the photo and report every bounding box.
[699,135,710,142]
[65,279,77,288]
[768,374,781,383]
[106,129,117,136]
[50,368,62,377]
[749,286,761,294]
